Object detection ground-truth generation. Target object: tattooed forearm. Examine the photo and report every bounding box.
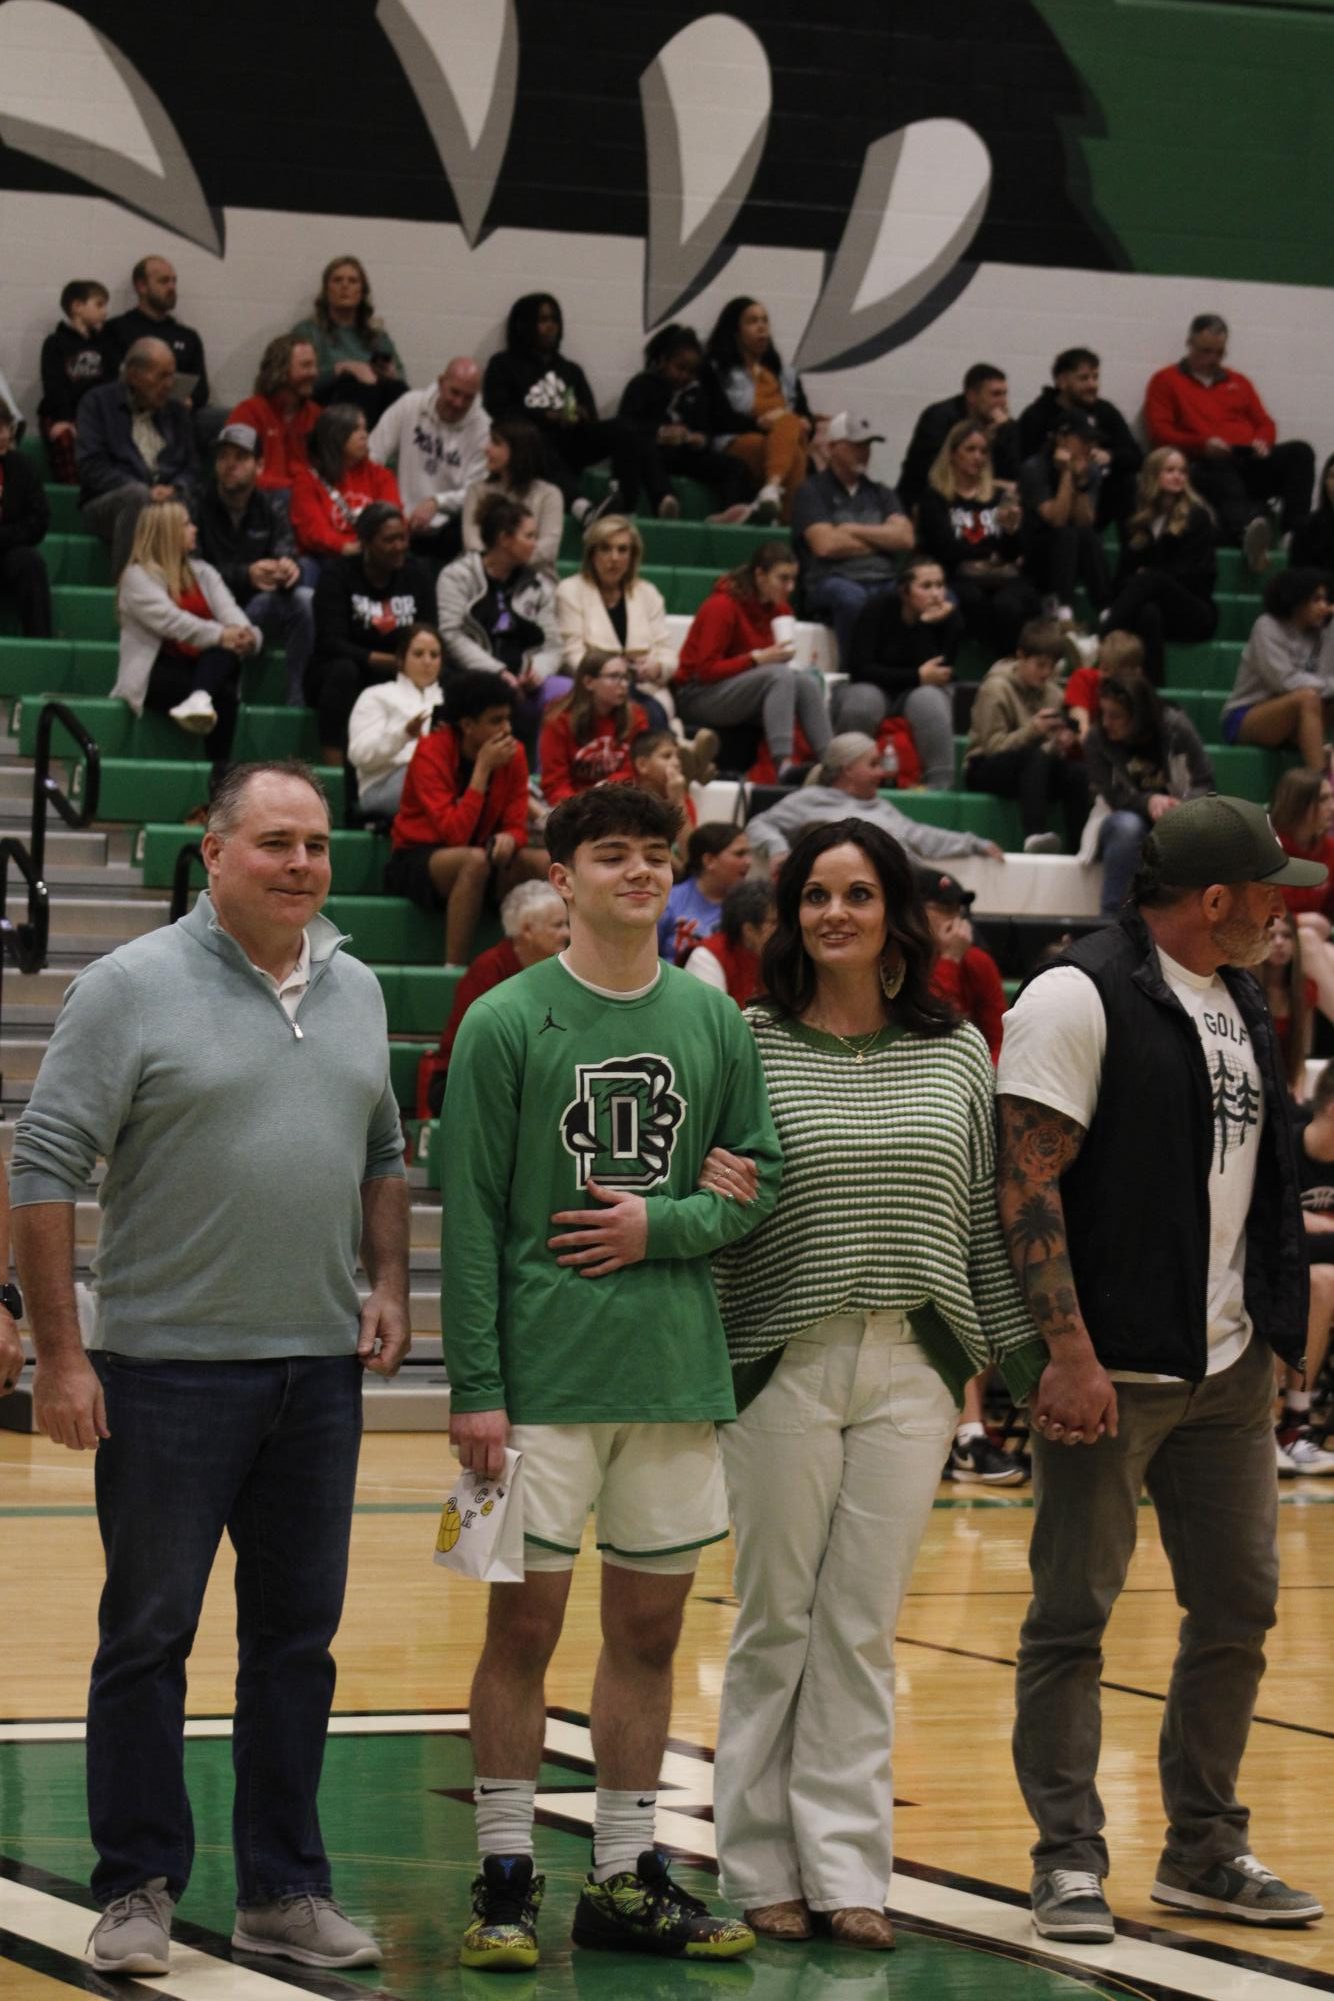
[996,1096,1090,1346]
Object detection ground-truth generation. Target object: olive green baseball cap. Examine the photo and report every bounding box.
[1147,794,1327,888]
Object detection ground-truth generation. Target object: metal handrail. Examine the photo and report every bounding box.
[0,699,102,1101]
[170,842,206,923]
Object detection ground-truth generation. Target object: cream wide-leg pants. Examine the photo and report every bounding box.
[715,1310,958,1911]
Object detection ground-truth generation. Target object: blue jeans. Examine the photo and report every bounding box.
[246,585,316,707]
[87,1353,363,1907]
[804,573,896,672]
[1096,807,1148,917]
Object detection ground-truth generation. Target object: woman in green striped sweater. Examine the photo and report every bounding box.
[711,819,1045,1949]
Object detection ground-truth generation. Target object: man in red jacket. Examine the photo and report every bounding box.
[386,671,547,966]
[1144,314,1314,566]
[227,336,321,495]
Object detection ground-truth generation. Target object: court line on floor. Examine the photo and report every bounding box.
[1,1713,1325,1999]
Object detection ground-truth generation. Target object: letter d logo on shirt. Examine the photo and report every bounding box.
[560,1055,685,1190]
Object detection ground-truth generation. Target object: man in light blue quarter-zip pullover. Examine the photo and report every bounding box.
[10,760,409,1979]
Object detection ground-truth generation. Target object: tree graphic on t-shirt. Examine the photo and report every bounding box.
[1210,1050,1260,1173]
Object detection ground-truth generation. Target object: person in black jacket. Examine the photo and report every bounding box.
[1017,347,1141,532]
[1017,412,1111,617]
[196,424,316,706]
[0,399,52,638]
[105,255,213,429]
[617,325,753,518]
[997,794,1325,1944]
[76,340,199,578]
[1290,452,1334,574]
[1100,449,1219,685]
[308,502,434,762]
[483,293,668,519]
[897,363,1020,512]
[37,280,113,484]
[845,553,965,789]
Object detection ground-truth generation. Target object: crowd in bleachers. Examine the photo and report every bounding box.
[4,258,1334,1067]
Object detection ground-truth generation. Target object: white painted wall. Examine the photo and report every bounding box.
[5,190,1334,482]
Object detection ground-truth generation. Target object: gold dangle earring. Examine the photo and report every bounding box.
[880,951,905,1002]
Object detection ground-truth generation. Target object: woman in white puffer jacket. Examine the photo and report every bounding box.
[347,622,445,817]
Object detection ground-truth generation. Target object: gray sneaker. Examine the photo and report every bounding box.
[87,1878,173,1974]
[1151,1852,1323,1926]
[1031,1869,1114,1943]
[233,1893,382,1966]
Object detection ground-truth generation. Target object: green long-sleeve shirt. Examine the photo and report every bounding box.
[440,956,782,1423]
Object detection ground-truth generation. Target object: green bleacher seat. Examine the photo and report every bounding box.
[374,966,461,1036]
[0,639,76,698]
[323,895,441,963]
[46,486,85,536]
[52,585,117,643]
[40,535,110,587]
[1205,745,1289,804]
[1160,688,1228,737]
[76,758,210,822]
[388,1040,434,1109]
[14,696,316,763]
[1163,640,1240,689]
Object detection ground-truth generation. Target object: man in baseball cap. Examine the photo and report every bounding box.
[790,410,912,678]
[995,790,1325,1943]
[196,420,316,705]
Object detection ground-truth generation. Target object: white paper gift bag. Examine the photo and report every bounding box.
[434,1448,525,1583]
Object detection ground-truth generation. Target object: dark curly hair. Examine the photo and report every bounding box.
[758,819,957,1037]
[545,785,682,865]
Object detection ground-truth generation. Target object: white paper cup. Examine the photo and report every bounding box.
[771,615,796,647]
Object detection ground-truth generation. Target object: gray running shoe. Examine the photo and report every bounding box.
[87,1877,173,1974]
[232,1894,382,1966]
[1030,1869,1114,1943]
[1151,1852,1323,1926]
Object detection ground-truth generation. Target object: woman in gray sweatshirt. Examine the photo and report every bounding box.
[1223,567,1334,772]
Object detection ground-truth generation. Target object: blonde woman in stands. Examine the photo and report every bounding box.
[1100,448,1218,685]
[460,419,564,573]
[711,819,1043,1948]
[555,513,676,708]
[113,499,259,770]
[916,420,1040,656]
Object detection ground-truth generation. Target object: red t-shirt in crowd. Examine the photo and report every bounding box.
[1064,665,1101,718]
[165,580,214,659]
[391,726,530,852]
[539,704,649,806]
[930,946,1006,1063]
[698,930,762,1008]
[416,938,523,1115]
[1279,832,1334,921]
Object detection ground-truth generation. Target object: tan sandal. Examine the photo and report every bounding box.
[743,1899,812,1940]
[829,1906,895,1950]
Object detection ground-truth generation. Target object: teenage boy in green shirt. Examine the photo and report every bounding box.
[442,785,781,1969]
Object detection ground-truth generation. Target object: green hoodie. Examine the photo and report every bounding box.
[10,894,404,1359]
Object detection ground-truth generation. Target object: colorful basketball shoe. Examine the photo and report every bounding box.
[572,1849,755,1958]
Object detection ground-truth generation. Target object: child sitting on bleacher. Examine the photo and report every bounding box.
[538,652,648,808]
[1223,567,1334,773]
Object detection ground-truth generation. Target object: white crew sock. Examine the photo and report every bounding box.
[1285,1388,1312,1415]
[475,1778,536,1861]
[955,1420,985,1443]
[593,1788,657,1882]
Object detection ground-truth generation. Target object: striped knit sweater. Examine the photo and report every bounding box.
[713,1009,1047,1402]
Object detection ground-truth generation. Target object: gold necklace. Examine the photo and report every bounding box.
[811,1016,885,1062]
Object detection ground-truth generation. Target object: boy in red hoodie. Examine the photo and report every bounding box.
[387,670,547,966]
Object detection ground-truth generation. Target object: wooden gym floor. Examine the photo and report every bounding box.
[2,1429,1332,1999]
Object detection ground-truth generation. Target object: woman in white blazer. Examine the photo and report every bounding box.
[554,513,677,721]
[347,622,445,817]
[114,501,260,768]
